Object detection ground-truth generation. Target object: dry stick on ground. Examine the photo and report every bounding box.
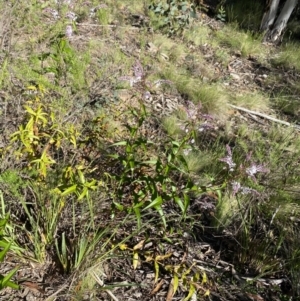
[44,284,68,301]
[229,104,300,131]
[92,271,119,301]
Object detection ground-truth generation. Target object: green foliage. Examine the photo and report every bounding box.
[148,0,197,36]
[108,105,198,228]
[10,86,79,180]
[216,5,226,22]
[38,36,89,89]
[0,213,19,291]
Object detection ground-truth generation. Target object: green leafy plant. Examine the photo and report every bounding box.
[108,105,198,228]
[148,0,197,36]
[38,35,89,89]
[0,214,19,291]
[10,86,79,180]
[216,5,226,22]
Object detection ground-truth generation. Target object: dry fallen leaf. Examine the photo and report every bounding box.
[133,239,145,250]
[150,279,164,296]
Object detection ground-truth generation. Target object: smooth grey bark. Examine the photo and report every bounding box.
[261,0,298,43]
[260,0,280,31]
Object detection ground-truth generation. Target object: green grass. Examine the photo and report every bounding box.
[271,41,300,71]
[232,91,270,112]
[214,24,267,58]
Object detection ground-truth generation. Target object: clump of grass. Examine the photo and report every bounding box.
[271,42,300,71]
[183,24,212,46]
[151,34,187,63]
[184,149,216,174]
[273,94,300,117]
[214,48,231,66]
[159,66,229,119]
[232,91,270,112]
[214,24,266,58]
[162,115,183,137]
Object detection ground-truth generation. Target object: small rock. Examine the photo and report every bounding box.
[230,73,240,80]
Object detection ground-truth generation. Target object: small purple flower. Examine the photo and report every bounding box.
[220,145,236,171]
[119,61,144,87]
[65,25,73,39]
[144,91,151,100]
[231,181,260,197]
[231,181,241,196]
[246,163,269,182]
[66,12,77,21]
[44,8,59,19]
[240,186,260,196]
[133,60,144,80]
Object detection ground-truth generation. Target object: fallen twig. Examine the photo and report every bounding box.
[44,284,68,301]
[229,104,300,131]
[92,271,119,301]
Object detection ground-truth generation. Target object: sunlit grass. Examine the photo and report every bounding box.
[159,66,229,119]
[271,41,300,71]
[232,91,270,112]
[214,24,267,58]
[183,23,212,46]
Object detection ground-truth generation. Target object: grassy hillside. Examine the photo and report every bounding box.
[0,1,300,300]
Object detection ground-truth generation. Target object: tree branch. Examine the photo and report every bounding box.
[229,104,300,131]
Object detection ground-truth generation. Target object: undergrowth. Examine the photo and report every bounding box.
[1,0,300,300]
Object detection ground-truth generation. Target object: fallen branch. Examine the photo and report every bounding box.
[229,104,300,131]
[92,271,119,301]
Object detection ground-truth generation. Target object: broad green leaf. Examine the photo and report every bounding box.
[173,274,179,295]
[143,196,162,211]
[133,251,139,269]
[61,184,77,197]
[154,261,159,283]
[174,197,184,212]
[1,266,19,290]
[155,205,166,228]
[113,201,124,211]
[171,141,180,147]
[202,271,207,284]
[141,160,157,165]
[133,207,141,229]
[184,283,196,301]
[77,187,88,201]
[183,193,190,215]
[77,169,85,184]
[110,141,127,146]
[0,217,8,228]
[204,289,210,296]
[0,242,10,262]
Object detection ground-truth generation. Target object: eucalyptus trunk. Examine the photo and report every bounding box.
[260,0,298,43]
